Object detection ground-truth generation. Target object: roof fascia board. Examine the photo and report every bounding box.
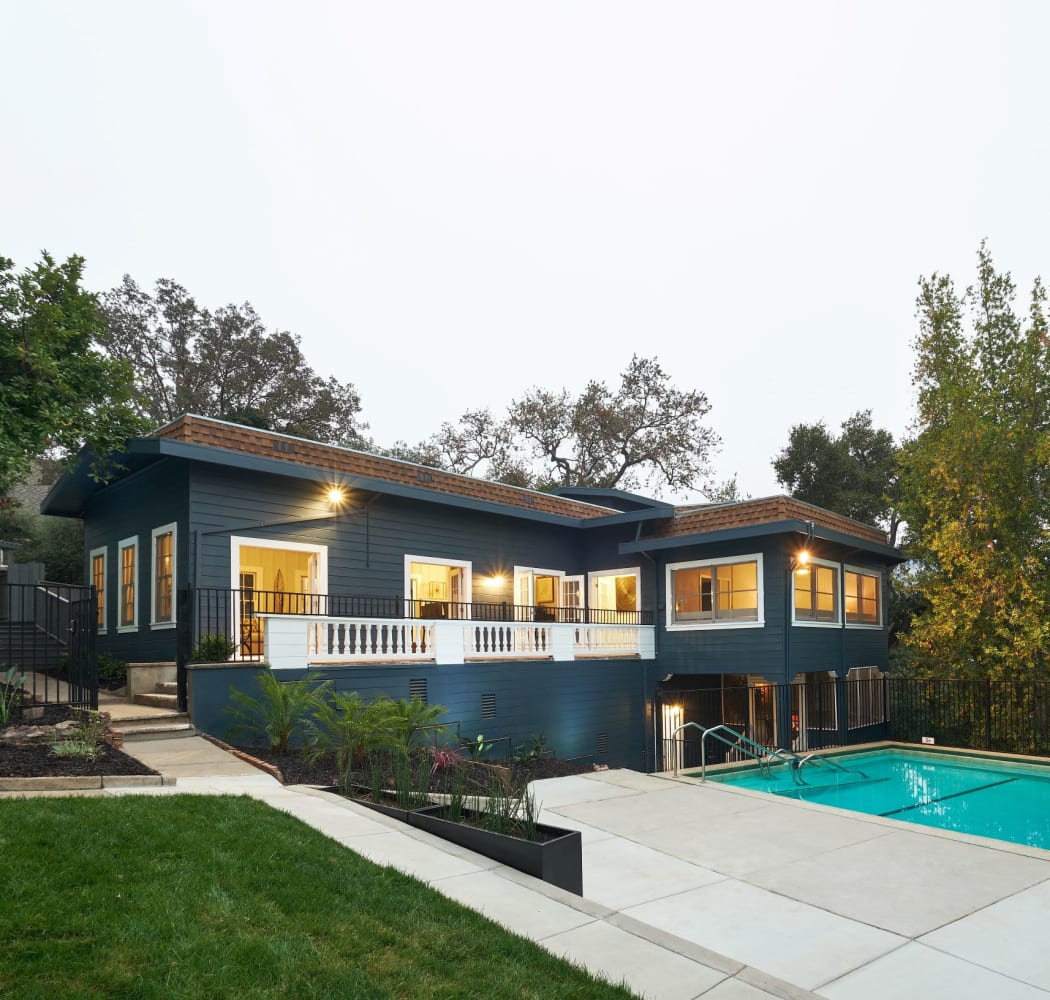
[142,439,596,529]
[620,518,904,562]
[577,508,672,529]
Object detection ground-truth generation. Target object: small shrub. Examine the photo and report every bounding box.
[97,653,127,688]
[0,666,23,726]
[514,732,551,765]
[74,710,109,745]
[307,692,399,784]
[49,739,102,761]
[466,734,490,760]
[192,633,238,662]
[390,696,448,749]
[429,745,462,774]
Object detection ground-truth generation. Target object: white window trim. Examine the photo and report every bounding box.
[844,564,884,629]
[117,536,139,633]
[404,554,473,618]
[150,522,177,630]
[791,556,841,628]
[513,565,565,604]
[89,545,108,635]
[665,553,765,631]
[230,536,330,605]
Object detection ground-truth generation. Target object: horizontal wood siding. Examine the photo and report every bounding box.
[654,538,787,679]
[189,660,647,770]
[189,466,601,598]
[84,459,190,662]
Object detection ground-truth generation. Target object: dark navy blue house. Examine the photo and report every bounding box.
[43,415,904,770]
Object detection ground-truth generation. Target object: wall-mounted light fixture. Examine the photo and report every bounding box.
[326,486,346,508]
[483,574,506,589]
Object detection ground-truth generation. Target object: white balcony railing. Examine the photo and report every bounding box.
[261,613,654,669]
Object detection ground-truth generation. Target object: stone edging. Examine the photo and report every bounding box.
[199,734,286,783]
[0,773,173,792]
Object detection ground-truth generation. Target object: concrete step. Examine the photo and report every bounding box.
[155,680,178,694]
[134,692,179,710]
[114,713,196,741]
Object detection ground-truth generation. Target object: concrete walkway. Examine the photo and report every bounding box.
[104,737,1050,1000]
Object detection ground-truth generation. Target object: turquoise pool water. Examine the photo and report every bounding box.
[703,750,1050,850]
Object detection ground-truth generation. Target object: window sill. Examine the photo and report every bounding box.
[150,621,177,631]
[845,622,883,630]
[666,620,764,631]
[117,625,139,634]
[791,620,842,629]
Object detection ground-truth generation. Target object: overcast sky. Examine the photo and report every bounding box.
[3,2,1049,500]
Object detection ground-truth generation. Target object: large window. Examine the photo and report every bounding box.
[845,567,881,626]
[90,547,107,632]
[793,559,839,624]
[118,537,138,631]
[667,555,763,628]
[151,523,176,627]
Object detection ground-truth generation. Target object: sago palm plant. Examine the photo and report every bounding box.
[224,671,330,753]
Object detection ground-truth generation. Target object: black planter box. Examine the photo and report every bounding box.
[317,785,438,825]
[409,807,583,895]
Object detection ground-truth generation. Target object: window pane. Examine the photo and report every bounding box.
[155,532,173,623]
[120,545,135,626]
[92,555,105,627]
[672,561,757,623]
[845,570,880,624]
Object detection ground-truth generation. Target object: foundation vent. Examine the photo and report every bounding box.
[596,732,609,757]
[409,678,427,703]
[481,692,496,719]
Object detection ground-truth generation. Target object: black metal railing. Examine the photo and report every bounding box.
[654,675,1050,771]
[0,581,97,709]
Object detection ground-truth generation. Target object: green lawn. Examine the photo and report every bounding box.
[0,796,637,1000]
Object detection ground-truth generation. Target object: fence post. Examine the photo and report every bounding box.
[984,678,992,750]
[176,586,193,713]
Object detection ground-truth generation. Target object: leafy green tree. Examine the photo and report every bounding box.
[773,410,900,543]
[897,244,1050,678]
[417,355,720,494]
[98,276,366,444]
[0,253,143,495]
[0,505,84,584]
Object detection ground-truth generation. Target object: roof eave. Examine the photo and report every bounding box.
[620,518,905,562]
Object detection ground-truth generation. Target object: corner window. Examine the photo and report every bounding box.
[117,537,138,631]
[845,567,881,626]
[666,555,764,629]
[151,523,177,627]
[90,547,107,633]
[793,559,839,625]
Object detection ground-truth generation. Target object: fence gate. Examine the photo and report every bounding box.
[0,580,98,710]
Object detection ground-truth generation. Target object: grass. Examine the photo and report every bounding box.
[0,796,637,1000]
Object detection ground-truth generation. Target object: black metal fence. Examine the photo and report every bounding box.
[0,581,98,710]
[653,675,1050,771]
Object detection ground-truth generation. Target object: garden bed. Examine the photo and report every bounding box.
[234,745,597,789]
[0,703,159,780]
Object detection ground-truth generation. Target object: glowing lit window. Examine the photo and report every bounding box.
[794,561,839,624]
[845,569,881,625]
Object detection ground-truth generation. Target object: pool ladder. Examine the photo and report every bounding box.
[670,722,869,784]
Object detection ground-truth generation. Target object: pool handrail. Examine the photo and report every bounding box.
[796,752,870,784]
[670,721,799,781]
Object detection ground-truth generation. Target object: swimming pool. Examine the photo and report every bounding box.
[703,748,1050,850]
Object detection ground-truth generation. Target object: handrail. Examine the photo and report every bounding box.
[796,752,869,783]
[670,722,798,781]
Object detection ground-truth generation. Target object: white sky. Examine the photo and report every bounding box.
[3,1,1049,499]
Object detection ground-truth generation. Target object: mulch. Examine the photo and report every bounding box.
[0,702,159,779]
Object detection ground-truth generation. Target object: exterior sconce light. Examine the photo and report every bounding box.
[326,486,346,508]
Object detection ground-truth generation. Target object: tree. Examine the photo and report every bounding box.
[0,504,83,584]
[773,410,900,543]
[897,244,1050,678]
[0,253,143,496]
[98,276,366,444]
[419,356,720,494]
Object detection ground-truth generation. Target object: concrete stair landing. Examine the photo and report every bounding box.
[104,682,195,741]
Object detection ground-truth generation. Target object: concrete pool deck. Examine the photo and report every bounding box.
[102,740,1050,999]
